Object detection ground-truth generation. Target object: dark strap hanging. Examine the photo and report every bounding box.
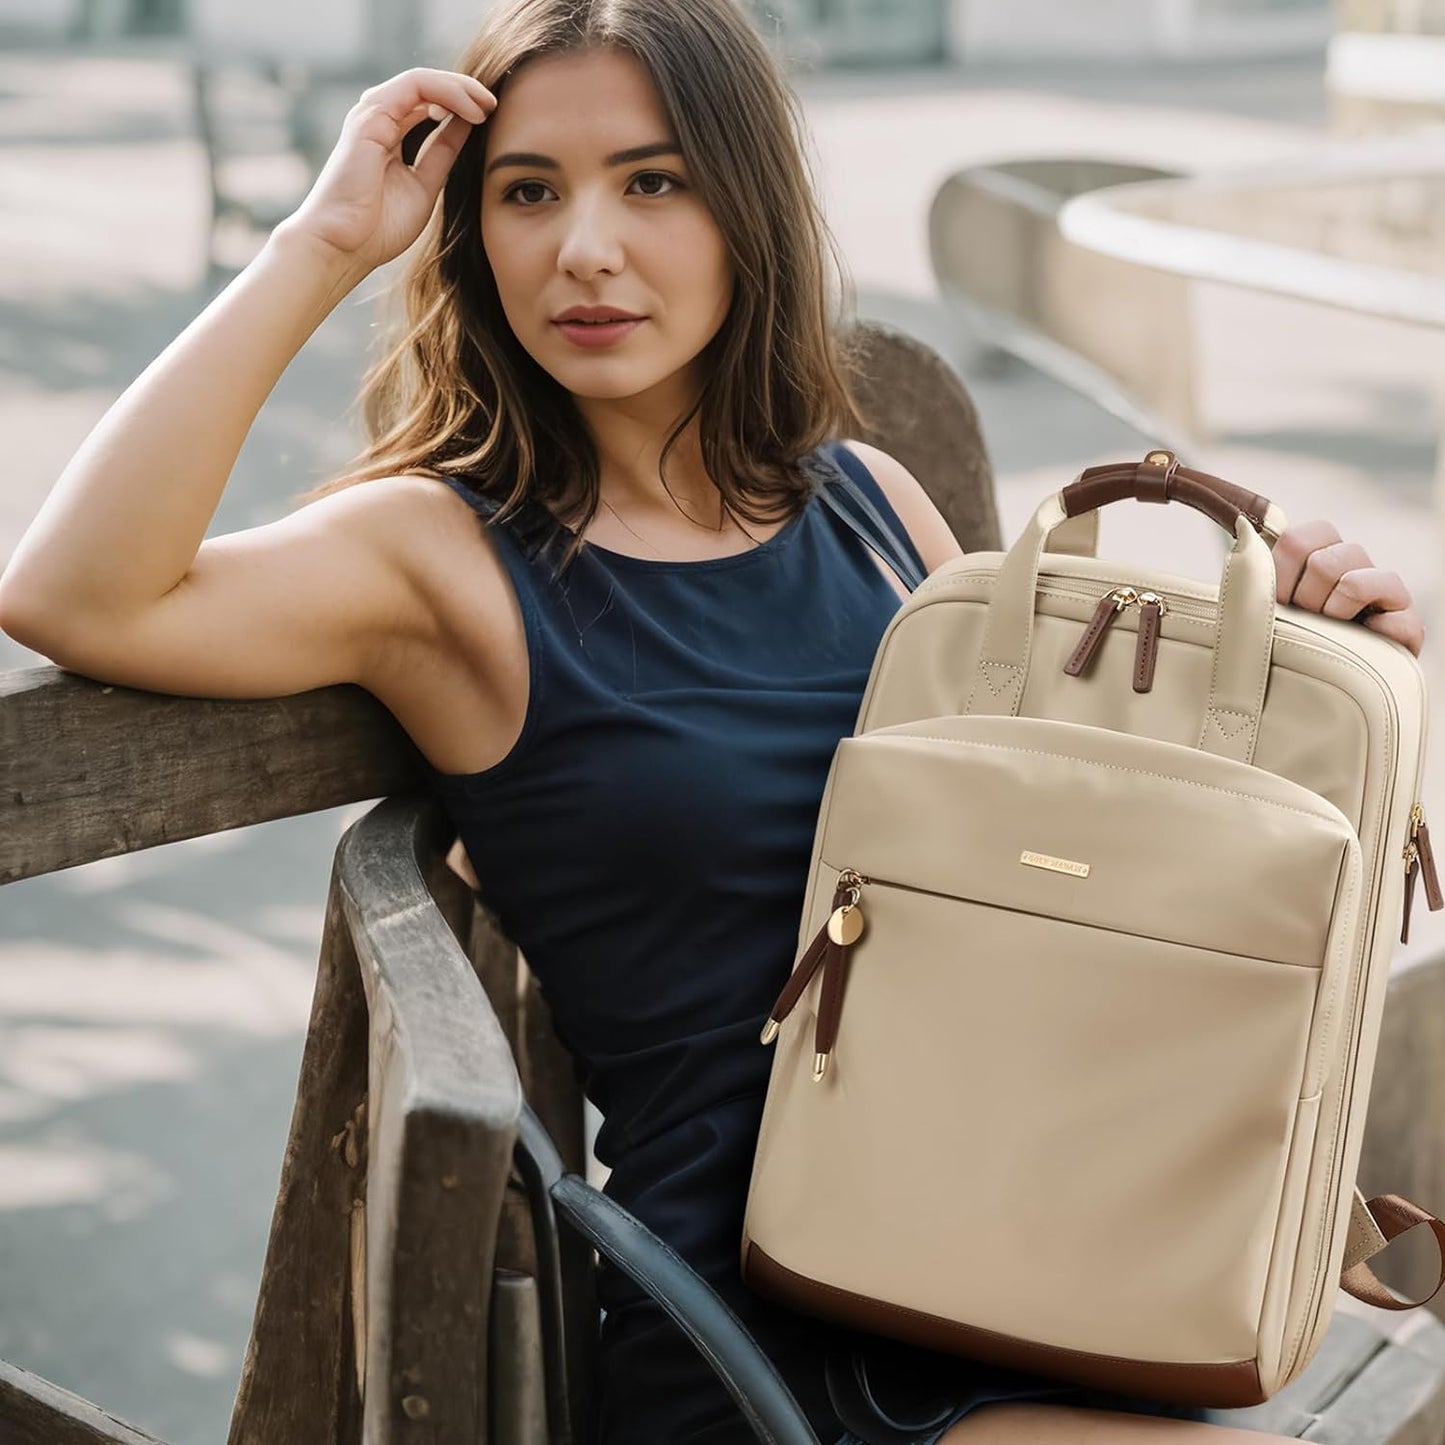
[814,450,928,593]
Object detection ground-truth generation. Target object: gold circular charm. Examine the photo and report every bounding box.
[827,904,864,946]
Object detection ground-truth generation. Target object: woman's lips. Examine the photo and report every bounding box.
[554,317,645,349]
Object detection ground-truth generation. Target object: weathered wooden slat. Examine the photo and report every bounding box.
[0,669,422,882]
[226,865,370,1444]
[337,793,522,1442]
[843,320,1003,555]
[488,1270,549,1445]
[0,1359,167,1445]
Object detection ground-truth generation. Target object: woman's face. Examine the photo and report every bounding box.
[479,47,735,412]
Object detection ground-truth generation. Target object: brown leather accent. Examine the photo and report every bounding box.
[814,932,851,1060]
[1134,600,1162,693]
[1135,452,1177,504]
[742,1241,1266,1409]
[764,884,848,1031]
[1064,468,1242,535]
[1403,855,1419,945]
[1418,817,1443,911]
[1341,1194,1445,1311]
[1064,594,1122,677]
[1062,454,1275,541]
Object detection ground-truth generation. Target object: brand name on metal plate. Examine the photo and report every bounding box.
[1020,850,1090,877]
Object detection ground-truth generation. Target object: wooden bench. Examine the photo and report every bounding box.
[2,322,1443,1444]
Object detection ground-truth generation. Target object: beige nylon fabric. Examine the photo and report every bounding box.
[742,478,1431,1404]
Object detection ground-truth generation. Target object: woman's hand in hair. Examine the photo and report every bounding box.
[282,67,496,280]
[1272,519,1426,656]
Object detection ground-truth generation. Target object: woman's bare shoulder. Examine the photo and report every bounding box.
[836,438,964,576]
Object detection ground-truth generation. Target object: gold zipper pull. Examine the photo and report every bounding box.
[1065,588,1137,677]
[1401,804,1443,944]
[1133,592,1166,693]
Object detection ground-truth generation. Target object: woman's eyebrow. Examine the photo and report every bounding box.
[484,141,682,177]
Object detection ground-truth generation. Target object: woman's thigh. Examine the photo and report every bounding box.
[940,1401,1296,1442]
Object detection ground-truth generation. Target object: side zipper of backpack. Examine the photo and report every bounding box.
[1401,802,1444,943]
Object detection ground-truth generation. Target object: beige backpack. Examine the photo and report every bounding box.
[741,451,1445,1408]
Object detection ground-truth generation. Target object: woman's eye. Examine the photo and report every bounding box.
[629,170,681,197]
[501,171,683,206]
[504,179,554,206]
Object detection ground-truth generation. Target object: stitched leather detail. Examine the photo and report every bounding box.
[1065,595,1120,677]
[1062,457,1274,540]
[968,660,1024,709]
[1134,602,1161,692]
[1343,1189,1390,1272]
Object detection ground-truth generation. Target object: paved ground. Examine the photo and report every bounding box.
[1,39,1442,1445]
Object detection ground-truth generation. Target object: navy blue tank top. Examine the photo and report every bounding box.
[423,440,929,1444]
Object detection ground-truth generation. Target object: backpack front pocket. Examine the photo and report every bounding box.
[755,713,1361,1370]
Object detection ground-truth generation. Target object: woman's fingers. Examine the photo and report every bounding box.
[1288,538,1375,613]
[1271,519,1342,604]
[355,67,494,139]
[1361,604,1427,655]
[1273,520,1425,656]
[282,66,495,271]
[410,109,475,190]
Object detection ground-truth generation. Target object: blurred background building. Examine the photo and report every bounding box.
[2,0,1355,65]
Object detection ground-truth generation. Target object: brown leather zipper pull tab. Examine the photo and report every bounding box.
[1401,804,1442,945]
[1133,592,1165,693]
[1418,810,1442,912]
[813,871,867,1080]
[761,872,865,1047]
[1065,587,1136,678]
[761,903,837,1044]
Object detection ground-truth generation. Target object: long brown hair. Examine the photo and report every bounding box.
[296,0,868,574]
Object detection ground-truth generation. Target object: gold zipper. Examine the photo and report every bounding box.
[1401,801,1444,943]
[1063,585,1170,695]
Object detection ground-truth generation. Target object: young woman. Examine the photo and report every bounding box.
[0,1,1424,1441]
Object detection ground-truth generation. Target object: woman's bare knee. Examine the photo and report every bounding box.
[938,1401,1297,1442]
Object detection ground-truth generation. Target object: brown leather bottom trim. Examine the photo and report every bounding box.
[743,1239,1265,1409]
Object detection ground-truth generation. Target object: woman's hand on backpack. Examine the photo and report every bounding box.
[281,67,495,280]
[1273,519,1425,656]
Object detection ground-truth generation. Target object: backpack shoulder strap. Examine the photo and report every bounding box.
[812,442,929,592]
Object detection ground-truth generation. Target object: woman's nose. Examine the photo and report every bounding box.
[556,194,625,278]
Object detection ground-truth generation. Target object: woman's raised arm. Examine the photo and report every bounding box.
[0,68,495,699]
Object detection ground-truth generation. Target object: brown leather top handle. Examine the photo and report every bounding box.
[1061,449,1278,542]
